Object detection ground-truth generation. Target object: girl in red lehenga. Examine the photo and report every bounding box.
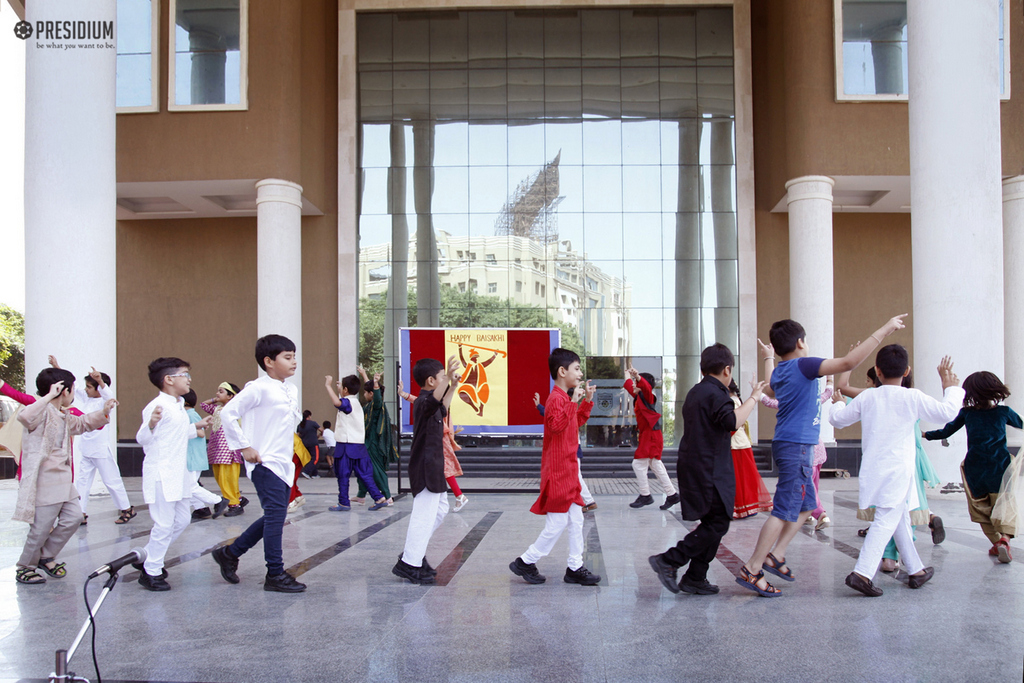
[728,381,773,519]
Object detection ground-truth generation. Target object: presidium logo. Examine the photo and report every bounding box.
[13,19,114,41]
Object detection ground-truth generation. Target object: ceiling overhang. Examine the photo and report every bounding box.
[771,175,911,213]
[116,179,323,220]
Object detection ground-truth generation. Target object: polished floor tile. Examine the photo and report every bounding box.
[1,477,1022,682]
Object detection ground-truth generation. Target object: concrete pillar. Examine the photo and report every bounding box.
[385,123,409,374]
[1004,176,1024,446]
[256,179,304,402]
[785,175,835,444]
[24,1,116,427]
[413,121,440,327]
[674,118,702,445]
[710,120,739,355]
[870,25,905,95]
[908,0,1004,481]
[189,28,227,105]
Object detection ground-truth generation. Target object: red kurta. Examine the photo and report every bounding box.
[530,387,592,515]
[624,376,664,460]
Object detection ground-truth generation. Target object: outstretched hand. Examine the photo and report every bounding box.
[324,375,334,388]
[532,392,540,407]
[937,356,959,389]
[748,380,769,401]
[572,384,586,403]
[148,405,163,429]
[831,388,845,404]
[757,338,774,361]
[748,373,760,393]
[584,380,596,402]
[881,314,908,337]
[48,355,60,369]
[46,380,65,400]
[446,355,461,383]
[103,398,118,416]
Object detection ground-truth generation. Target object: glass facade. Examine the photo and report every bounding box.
[357,8,737,445]
[116,0,156,109]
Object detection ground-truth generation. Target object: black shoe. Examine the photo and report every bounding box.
[138,570,171,591]
[929,516,945,544]
[908,566,934,589]
[191,508,212,521]
[659,493,681,510]
[131,561,167,579]
[212,498,229,519]
[397,554,436,578]
[212,546,240,584]
[564,566,601,585]
[392,559,435,585]
[224,505,244,517]
[629,495,655,508]
[679,575,720,595]
[239,496,250,508]
[509,557,546,584]
[648,554,680,594]
[845,572,883,597]
[264,571,306,593]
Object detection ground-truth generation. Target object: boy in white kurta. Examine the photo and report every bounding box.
[829,345,963,596]
[137,358,212,590]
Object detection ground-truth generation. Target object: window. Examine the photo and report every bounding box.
[486,253,497,264]
[458,282,466,293]
[488,282,498,293]
[514,258,522,265]
[116,0,159,112]
[835,0,1009,100]
[515,280,523,292]
[468,279,478,292]
[457,250,464,259]
[468,252,477,261]
[169,0,248,110]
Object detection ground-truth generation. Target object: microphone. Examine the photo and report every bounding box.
[88,548,147,579]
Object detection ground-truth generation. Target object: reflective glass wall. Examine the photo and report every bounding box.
[357,8,736,445]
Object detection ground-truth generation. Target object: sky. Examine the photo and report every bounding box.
[0,5,26,314]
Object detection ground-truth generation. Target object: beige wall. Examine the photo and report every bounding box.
[115,0,339,437]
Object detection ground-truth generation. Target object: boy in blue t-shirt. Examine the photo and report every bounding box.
[735,313,906,597]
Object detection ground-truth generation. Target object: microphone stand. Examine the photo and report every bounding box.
[50,570,121,683]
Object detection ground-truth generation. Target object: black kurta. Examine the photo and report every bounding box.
[408,390,447,495]
[676,375,738,521]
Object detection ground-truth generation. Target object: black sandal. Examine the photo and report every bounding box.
[858,527,869,537]
[37,559,67,579]
[16,567,46,584]
[115,507,137,525]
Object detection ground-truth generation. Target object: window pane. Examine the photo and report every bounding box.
[173,0,243,106]
[116,0,154,108]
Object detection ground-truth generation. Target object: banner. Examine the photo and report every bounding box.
[400,328,560,435]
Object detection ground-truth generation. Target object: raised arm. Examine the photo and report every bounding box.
[756,339,776,398]
[734,381,768,427]
[438,356,460,408]
[324,375,343,409]
[819,314,907,376]
[923,409,965,441]
[1,379,37,406]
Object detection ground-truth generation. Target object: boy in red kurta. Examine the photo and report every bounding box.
[510,348,601,586]
[625,368,680,510]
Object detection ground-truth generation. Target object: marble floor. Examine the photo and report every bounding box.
[1,476,1023,683]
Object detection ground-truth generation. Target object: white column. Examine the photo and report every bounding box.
[338,8,358,374]
[908,0,1004,481]
[24,2,116,420]
[256,179,304,402]
[786,175,835,444]
[1004,177,1024,447]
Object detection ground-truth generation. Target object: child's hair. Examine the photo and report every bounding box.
[640,372,656,389]
[148,357,190,389]
[963,371,1011,409]
[84,371,112,389]
[322,420,331,429]
[183,389,198,407]
[35,367,76,397]
[728,379,741,397]
[875,344,909,380]
[364,379,386,396]
[768,319,806,356]
[255,334,296,371]
[901,369,914,389]
[413,358,444,386]
[341,375,362,396]
[300,409,312,427]
[699,343,734,375]
[548,347,581,380]
[866,367,880,387]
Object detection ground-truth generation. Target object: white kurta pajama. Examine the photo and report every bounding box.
[830,384,964,580]
[73,385,131,513]
[137,392,200,576]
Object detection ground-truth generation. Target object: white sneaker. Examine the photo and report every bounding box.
[815,514,831,530]
[453,494,469,512]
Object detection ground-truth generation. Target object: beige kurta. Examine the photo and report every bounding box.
[14,401,109,523]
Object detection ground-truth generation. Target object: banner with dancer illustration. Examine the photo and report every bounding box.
[400,328,560,435]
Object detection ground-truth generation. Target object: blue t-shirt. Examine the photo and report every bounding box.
[186,408,208,472]
[771,357,823,445]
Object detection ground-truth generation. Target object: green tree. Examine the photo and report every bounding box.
[357,286,586,370]
[0,304,25,391]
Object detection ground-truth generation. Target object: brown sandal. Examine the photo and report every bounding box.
[115,507,136,525]
[735,565,782,597]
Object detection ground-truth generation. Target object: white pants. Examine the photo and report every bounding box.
[578,461,594,506]
[143,482,192,576]
[521,504,584,570]
[854,502,924,580]
[402,489,449,567]
[633,458,676,496]
[77,455,130,513]
[188,471,222,508]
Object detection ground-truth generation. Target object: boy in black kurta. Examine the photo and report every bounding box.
[392,355,460,585]
[649,344,766,595]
